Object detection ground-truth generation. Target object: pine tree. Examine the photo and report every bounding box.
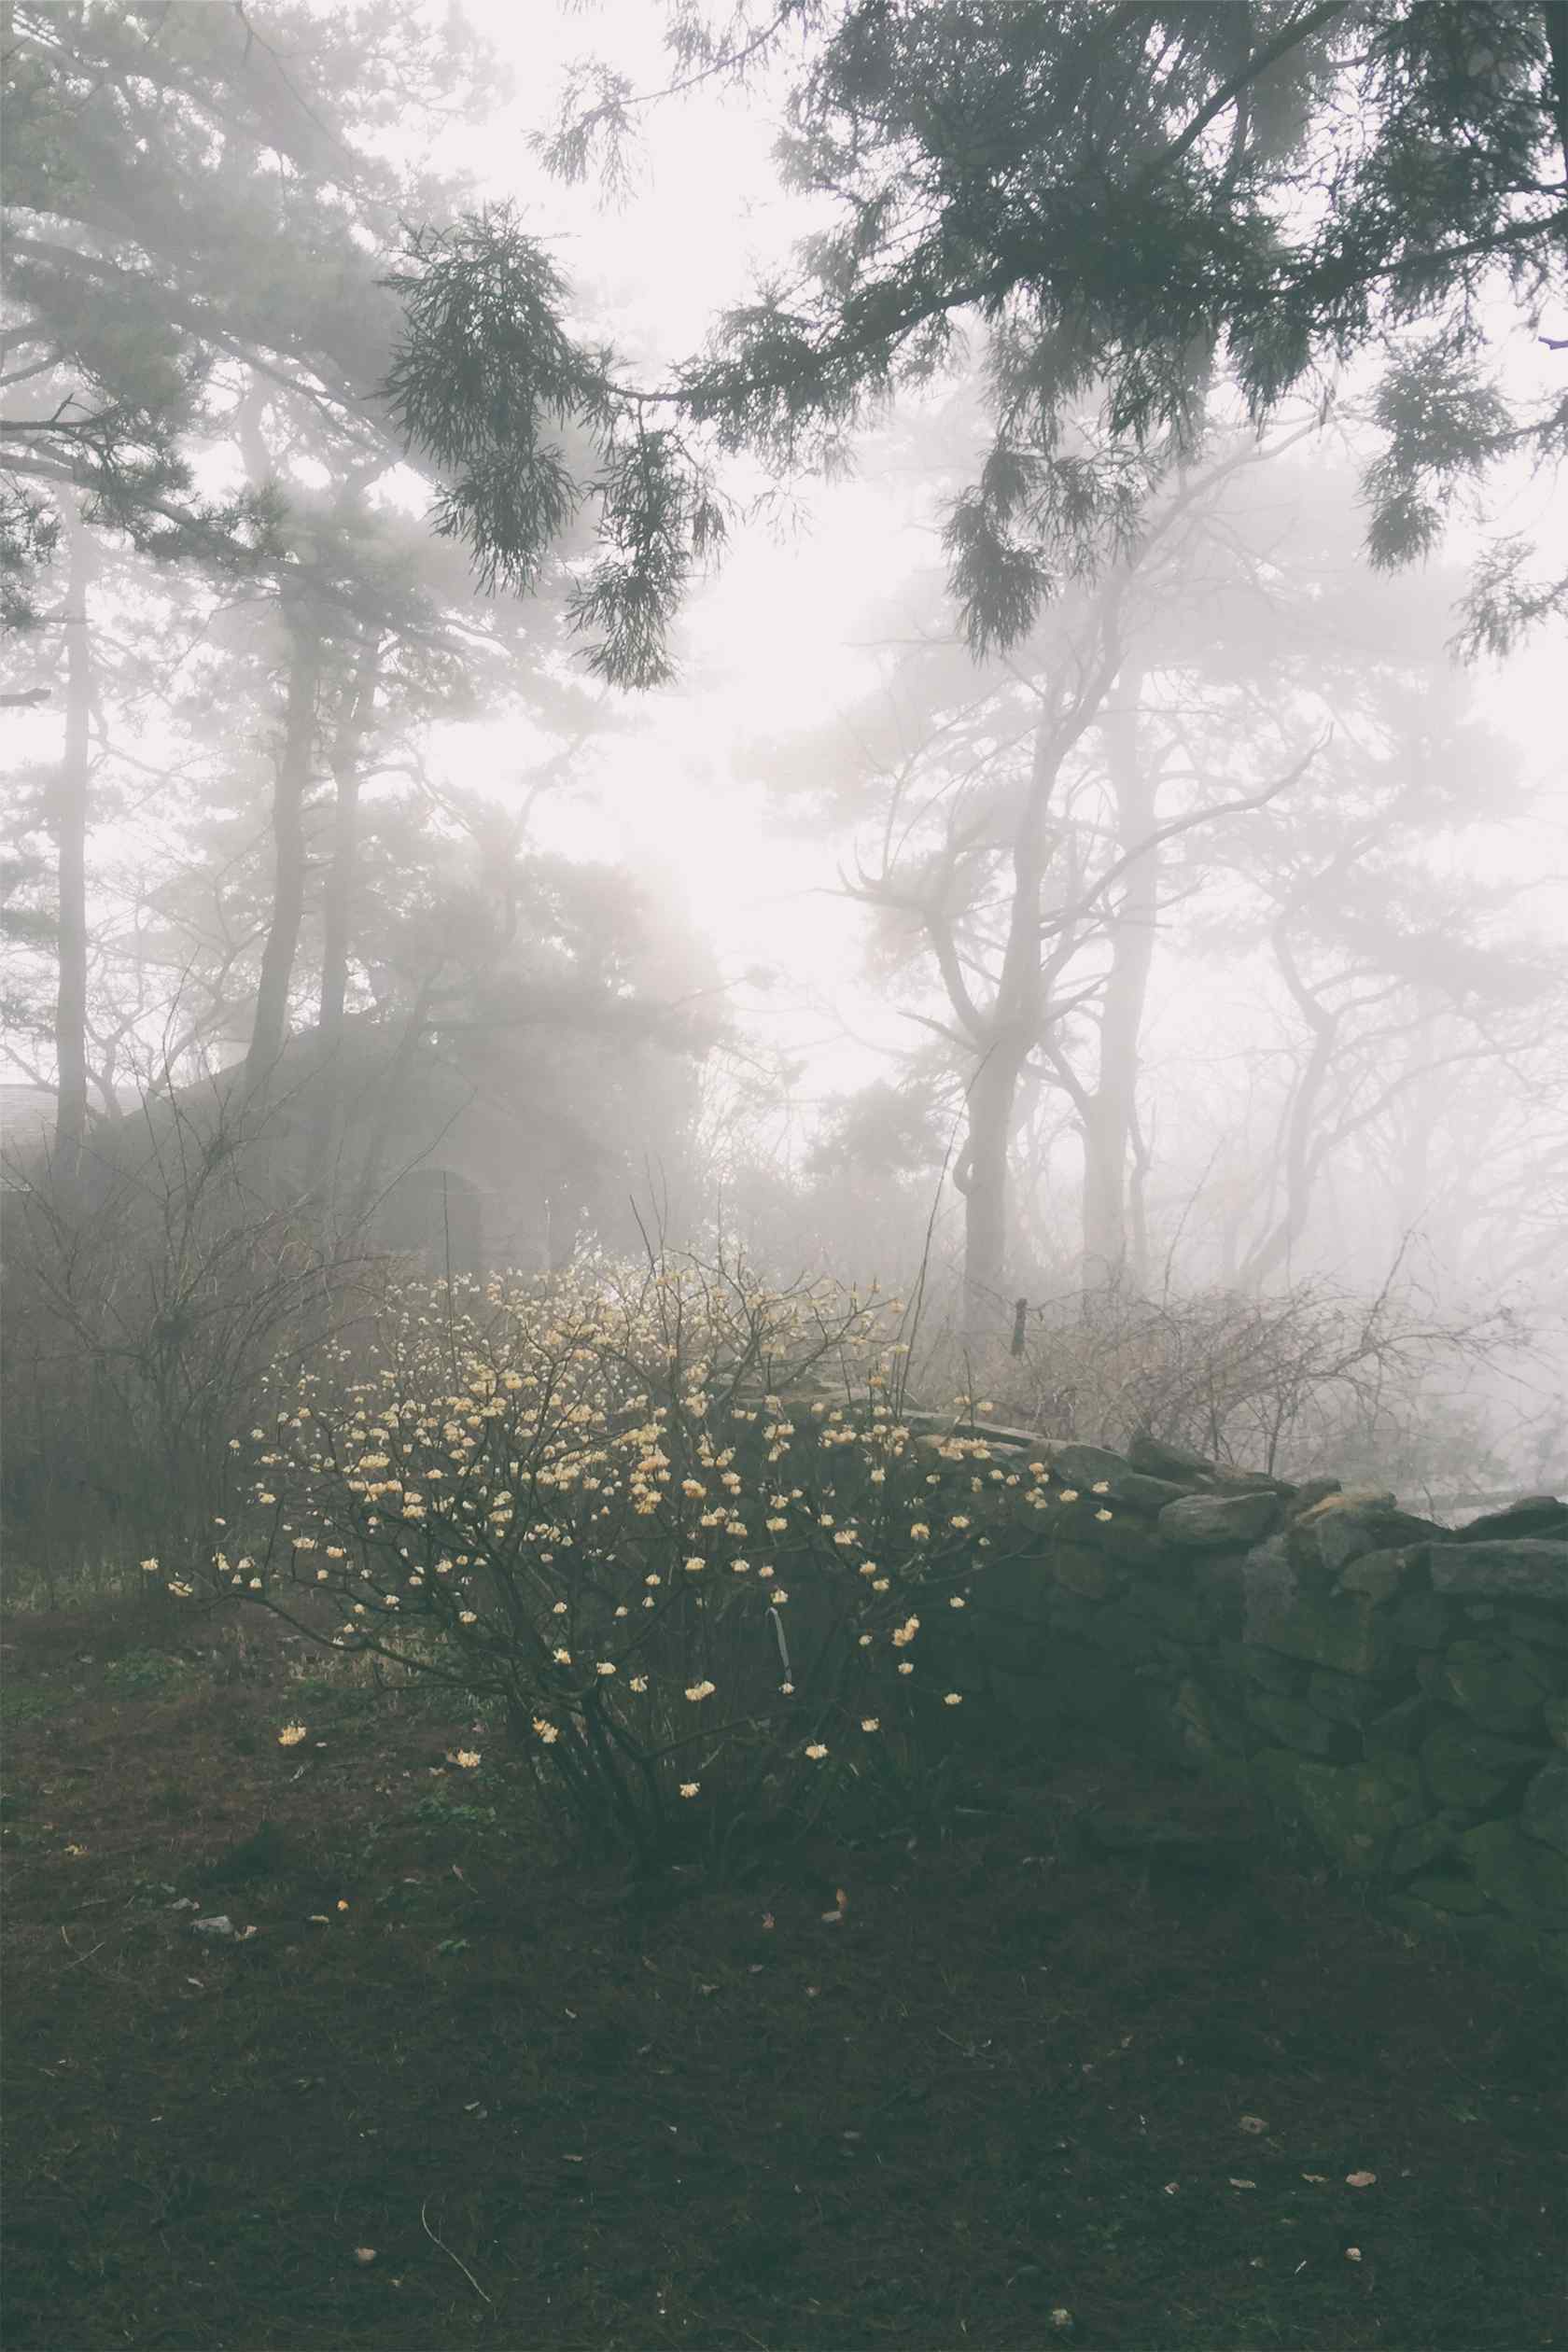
[391,1,1568,678]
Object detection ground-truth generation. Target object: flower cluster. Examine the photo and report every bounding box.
[197,1253,1109,1862]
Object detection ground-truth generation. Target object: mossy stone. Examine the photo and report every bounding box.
[1457,1819,1568,1923]
[1249,1748,1421,1875]
[1419,1716,1545,1809]
[1436,1638,1552,1734]
[1520,1757,1568,1858]
[1245,1688,1361,1761]
[1406,1872,1492,1914]
[1389,1817,1454,1877]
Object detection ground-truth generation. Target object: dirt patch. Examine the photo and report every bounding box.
[3,1601,1563,2350]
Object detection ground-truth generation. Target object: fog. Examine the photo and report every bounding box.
[4,0,1567,1573]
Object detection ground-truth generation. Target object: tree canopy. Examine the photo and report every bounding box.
[384,0,1568,679]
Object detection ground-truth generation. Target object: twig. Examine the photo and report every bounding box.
[420,2200,493,2306]
[58,1927,105,1970]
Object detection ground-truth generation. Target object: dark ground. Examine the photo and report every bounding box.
[2,1591,1563,2352]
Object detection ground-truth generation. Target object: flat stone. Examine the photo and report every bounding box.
[1452,1497,1568,1545]
[1244,1563,1395,1678]
[1250,1748,1421,1875]
[1458,1819,1568,1922]
[1303,1505,1449,1576]
[1308,1669,1386,1725]
[1284,1477,1343,1519]
[1389,1817,1455,1876]
[1169,1676,1250,1763]
[1039,1444,1196,1514]
[1126,1427,1217,1481]
[1159,1491,1281,1547]
[1337,1546,1424,1602]
[1429,1540,1568,1603]
[1521,1757,1568,1857]
[1241,1641,1305,1694]
[1388,1590,1452,1650]
[1245,1687,1360,1761]
[1495,1606,1568,1655]
[1419,1717,1546,1809]
[1406,1872,1493,1914]
[1435,1638,1553,1733]
[1365,1694,1430,1756]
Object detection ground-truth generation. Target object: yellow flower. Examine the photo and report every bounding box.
[277,1723,309,1747]
[909,1522,931,1540]
[679,1782,700,1799]
[454,1750,481,1769]
[139,1557,159,1573]
[1058,1488,1079,1503]
[458,1609,478,1624]
[861,1717,880,1732]
[1091,1480,1111,1494]
[949,1594,966,1608]
[532,1717,560,1743]
[683,1556,707,1574]
[553,1646,572,1665]
[595,1660,617,1676]
[805,1742,829,1759]
[684,1679,717,1701]
[944,1691,963,1706]
[1096,1507,1113,1521]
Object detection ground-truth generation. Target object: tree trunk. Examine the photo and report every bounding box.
[305,633,381,1207]
[317,634,380,1043]
[953,606,1124,1344]
[1081,675,1158,1299]
[1238,927,1338,1291]
[960,1049,1018,1337]
[51,493,93,1176]
[245,605,322,1094]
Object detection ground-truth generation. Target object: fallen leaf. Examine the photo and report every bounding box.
[1301,2173,1328,2184]
[1229,2178,1258,2190]
[1238,2114,1267,2134]
[353,2247,376,2265]
[1346,2170,1377,2189]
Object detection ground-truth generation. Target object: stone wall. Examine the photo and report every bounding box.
[903,1424,1568,1983]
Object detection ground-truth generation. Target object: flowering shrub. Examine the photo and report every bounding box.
[191,1248,1105,1871]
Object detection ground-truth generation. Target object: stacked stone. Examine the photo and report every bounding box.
[902,1418,1568,1984]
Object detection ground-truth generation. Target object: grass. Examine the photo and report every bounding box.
[2,1589,1563,2352]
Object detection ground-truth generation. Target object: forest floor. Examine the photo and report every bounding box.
[2,1590,1563,2352]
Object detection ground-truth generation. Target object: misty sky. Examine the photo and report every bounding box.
[391,0,1568,1134]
